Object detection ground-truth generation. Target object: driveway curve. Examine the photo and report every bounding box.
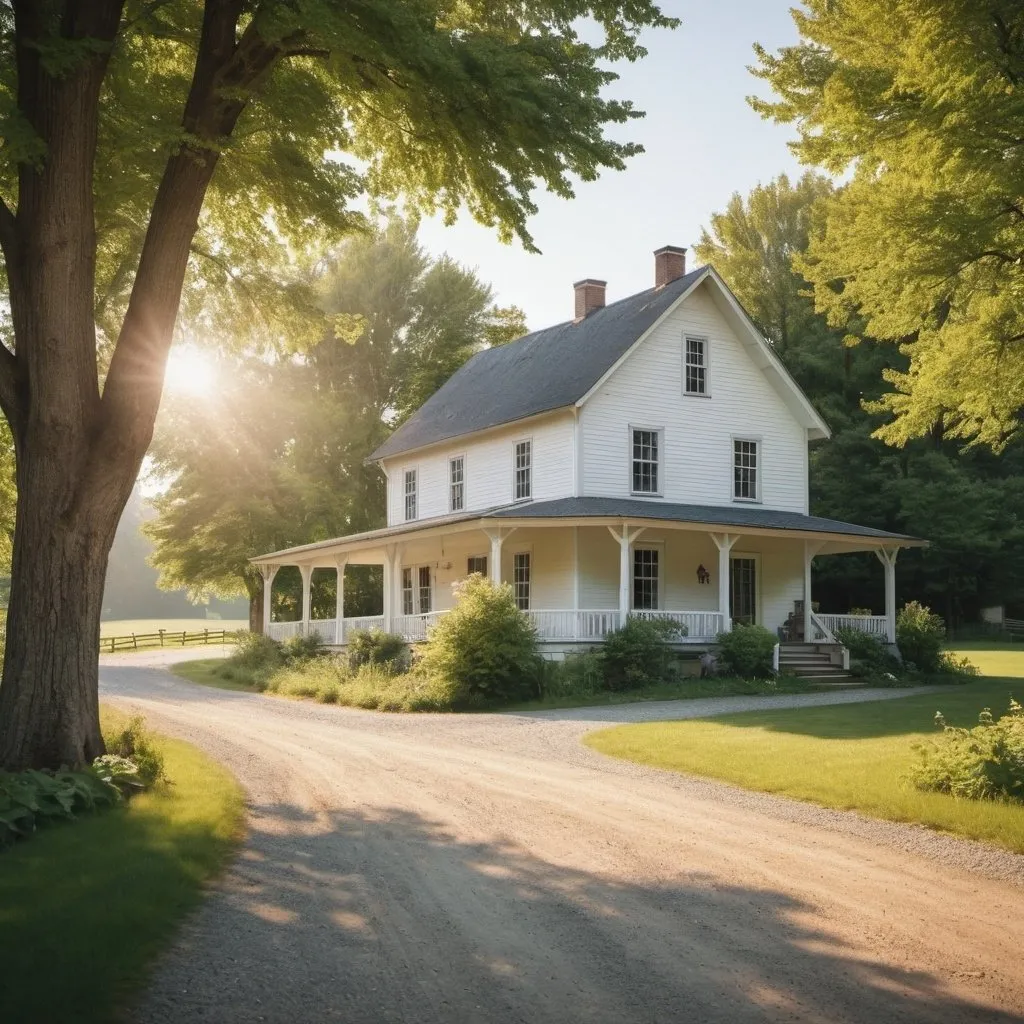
[100,654,1024,1024]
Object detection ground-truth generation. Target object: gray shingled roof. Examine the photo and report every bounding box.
[485,497,919,542]
[369,267,709,461]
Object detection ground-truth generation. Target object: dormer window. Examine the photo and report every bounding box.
[404,469,417,520]
[449,456,465,512]
[514,440,532,501]
[733,438,759,502]
[631,427,662,495]
[684,336,708,395]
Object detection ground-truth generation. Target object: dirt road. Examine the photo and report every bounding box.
[100,655,1024,1023]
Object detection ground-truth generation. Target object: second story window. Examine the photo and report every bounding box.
[514,440,532,501]
[733,439,759,501]
[449,456,464,512]
[631,428,660,494]
[684,336,708,395]
[404,469,417,520]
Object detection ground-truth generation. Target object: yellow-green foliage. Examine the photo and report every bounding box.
[419,576,542,706]
[752,1,1024,448]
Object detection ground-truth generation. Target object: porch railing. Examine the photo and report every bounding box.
[267,620,305,642]
[817,613,890,641]
[631,610,725,641]
[808,610,836,643]
[393,611,447,641]
[338,615,386,643]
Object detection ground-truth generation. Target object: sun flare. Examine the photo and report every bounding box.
[164,345,218,398]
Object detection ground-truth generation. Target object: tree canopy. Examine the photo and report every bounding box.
[697,172,1024,624]
[751,0,1024,449]
[145,220,524,625]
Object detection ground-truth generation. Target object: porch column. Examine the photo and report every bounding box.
[803,541,825,642]
[382,545,397,631]
[335,557,348,644]
[710,533,738,633]
[392,547,405,629]
[876,546,899,642]
[609,523,646,626]
[259,564,278,636]
[299,564,312,636]
[484,527,511,586]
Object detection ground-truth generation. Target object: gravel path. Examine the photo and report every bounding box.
[100,653,1024,1023]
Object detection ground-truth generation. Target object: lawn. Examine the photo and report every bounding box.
[173,656,256,692]
[586,650,1024,853]
[101,617,248,638]
[0,708,245,1023]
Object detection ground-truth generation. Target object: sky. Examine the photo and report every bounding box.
[416,1,806,331]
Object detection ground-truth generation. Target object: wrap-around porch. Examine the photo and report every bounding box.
[256,513,910,649]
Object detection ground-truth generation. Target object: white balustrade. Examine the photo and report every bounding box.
[393,611,447,640]
[308,619,338,644]
[338,615,386,643]
[630,609,724,641]
[818,614,891,641]
[267,620,304,641]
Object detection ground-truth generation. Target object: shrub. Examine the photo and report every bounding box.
[231,632,284,673]
[0,767,118,847]
[602,616,682,691]
[541,651,604,701]
[347,629,409,673]
[282,631,328,665]
[911,699,1024,801]
[103,714,166,787]
[419,576,541,706]
[715,623,777,678]
[896,601,945,673]
[834,627,901,678]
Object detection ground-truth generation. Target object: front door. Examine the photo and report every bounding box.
[730,557,757,625]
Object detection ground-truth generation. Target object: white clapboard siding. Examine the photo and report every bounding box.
[383,411,575,526]
[580,286,809,512]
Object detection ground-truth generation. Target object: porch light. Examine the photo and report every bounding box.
[696,564,711,585]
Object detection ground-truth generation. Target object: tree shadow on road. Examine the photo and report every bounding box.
[134,800,1023,1024]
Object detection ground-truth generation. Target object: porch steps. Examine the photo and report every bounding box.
[777,643,853,686]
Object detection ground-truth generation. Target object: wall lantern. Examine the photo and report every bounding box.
[696,564,711,585]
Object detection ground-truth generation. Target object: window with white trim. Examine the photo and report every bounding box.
[733,439,759,501]
[632,548,659,610]
[401,567,414,615]
[417,566,431,613]
[404,469,417,521]
[512,552,531,610]
[514,440,532,501]
[684,336,708,395]
[449,456,464,512]
[631,428,660,494]
[467,555,488,577]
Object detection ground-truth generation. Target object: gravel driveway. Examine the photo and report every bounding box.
[100,653,1024,1023]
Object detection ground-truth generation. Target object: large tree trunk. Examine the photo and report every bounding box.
[249,579,263,634]
[0,477,129,768]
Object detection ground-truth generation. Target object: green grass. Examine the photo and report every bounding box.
[586,657,1024,853]
[172,657,257,692]
[0,708,245,1023]
[947,643,1024,678]
[100,617,247,638]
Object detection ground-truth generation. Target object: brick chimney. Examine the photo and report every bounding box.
[574,278,606,319]
[654,245,687,287]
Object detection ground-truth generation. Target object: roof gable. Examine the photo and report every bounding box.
[370,265,828,462]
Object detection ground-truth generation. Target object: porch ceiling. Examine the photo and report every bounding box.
[251,496,923,567]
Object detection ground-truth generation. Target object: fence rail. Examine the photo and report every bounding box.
[1005,617,1024,637]
[101,628,240,654]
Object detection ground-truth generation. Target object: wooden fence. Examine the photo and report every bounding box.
[101,628,241,654]
[1005,617,1024,638]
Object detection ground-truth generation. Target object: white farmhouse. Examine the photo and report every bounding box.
[253,247,921,677]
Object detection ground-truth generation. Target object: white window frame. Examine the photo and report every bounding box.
[631,542,664,611]
[512,549,532,610]
[629,425,664,497]
[417,565,432,614]
[683,335,710,397]
[467,554,488,577]
[513,438,533,502]
[449,454,465,513]
[401,567,414,616]
[731,436,761,504]
[403,468,418,521]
